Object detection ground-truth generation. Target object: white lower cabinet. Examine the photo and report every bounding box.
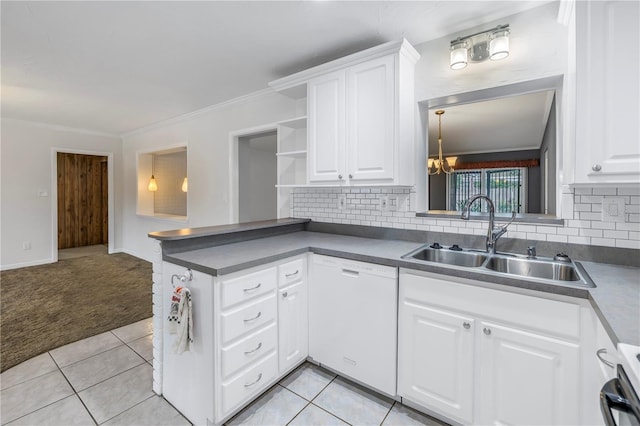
[399,299,475,424]
[309,254,398,396]
[398,268,582,426]
[278,257,308,374]
[161,255,308,425]
[476,321,580,426]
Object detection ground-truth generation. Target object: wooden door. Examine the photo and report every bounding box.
[57,153,108,249]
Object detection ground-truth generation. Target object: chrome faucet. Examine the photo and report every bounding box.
[460,194,516,254]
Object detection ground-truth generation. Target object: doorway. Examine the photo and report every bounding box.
[237,131,277,222]
[57,153,108,250]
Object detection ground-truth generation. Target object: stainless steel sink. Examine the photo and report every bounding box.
[402,246,488,268]
[484,255,580,282]
[402,244,595,287]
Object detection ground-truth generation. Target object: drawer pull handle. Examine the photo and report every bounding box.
[243,283,262,292]
[243,311,262,323]
[282,291,288,298]
[463,322,471,330]
[597,348,615,368]
[483,327,491,336]
[285,270,299,278]
[244,342,263,355]
[244,373,262,388]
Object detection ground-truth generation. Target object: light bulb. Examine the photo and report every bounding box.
[181,177,188,193]
[490,29,510,60]
[148,175,158,192]
[450,40,468,70]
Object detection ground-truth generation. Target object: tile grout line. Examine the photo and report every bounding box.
[51,351,100,426]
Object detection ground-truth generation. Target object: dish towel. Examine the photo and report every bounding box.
[167,286,193,354]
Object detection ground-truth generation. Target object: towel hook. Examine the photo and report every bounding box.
[171,269,193,288]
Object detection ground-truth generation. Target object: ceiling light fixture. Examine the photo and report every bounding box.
[449,24,510,70]
[428,110,457,175]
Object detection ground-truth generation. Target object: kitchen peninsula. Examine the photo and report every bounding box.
[149,218,640,426]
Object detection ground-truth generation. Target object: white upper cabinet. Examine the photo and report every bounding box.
[271,39,420,187]
[307,69,346,183]
[574,0,640,184]
[346,55,396,182]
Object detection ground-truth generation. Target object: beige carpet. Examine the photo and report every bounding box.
[0,252,152,372]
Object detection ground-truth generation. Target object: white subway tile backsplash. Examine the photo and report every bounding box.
[604,230,629,239]
[557,227,579,236]
[568,236,591,245]
[292,186,639,251]
[580,228,603,238]
[579,212,602,221]
[547,234,568,243]
[593,187,618,196]
[618,187,640,196]
[536,226,558,234]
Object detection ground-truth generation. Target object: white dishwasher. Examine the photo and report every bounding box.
[309,254,398,396]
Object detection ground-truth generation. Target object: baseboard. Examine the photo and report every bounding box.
[0,258,55,271]
[117,248,153,263]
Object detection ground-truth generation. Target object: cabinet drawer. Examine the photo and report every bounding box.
[221,267,277,309]
[221,295,277,344]
[220,323,277,379]
[278,257,305,288]
[220,352,278,419]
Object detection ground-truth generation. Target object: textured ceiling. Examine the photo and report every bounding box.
[1,1,552,135]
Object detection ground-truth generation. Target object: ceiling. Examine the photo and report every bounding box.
[427,90,555,156]
[1,1,553,136]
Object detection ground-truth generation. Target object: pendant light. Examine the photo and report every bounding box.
[148,175,158,192]
[427,110,457,175]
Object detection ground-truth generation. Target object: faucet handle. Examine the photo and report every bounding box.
[493,211,516,235]
[527,246,537,258]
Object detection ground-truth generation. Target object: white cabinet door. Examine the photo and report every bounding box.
[398,300,475,424]
[307,70,346,183]
[309,255,397,395]
[347,55,395,182]
[278,280,308,373]
[477,321,580,426]
[575,0,640,183]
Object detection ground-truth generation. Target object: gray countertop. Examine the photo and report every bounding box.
[163,230,640,347]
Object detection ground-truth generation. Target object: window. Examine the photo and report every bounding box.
[448,167,527,213]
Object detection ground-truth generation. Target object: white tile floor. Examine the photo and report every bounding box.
[1,318,447,426]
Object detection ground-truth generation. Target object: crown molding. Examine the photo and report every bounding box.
[121,87,275,139]
[1,117,120,139]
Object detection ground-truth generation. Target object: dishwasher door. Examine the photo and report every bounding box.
[309,254,398,396]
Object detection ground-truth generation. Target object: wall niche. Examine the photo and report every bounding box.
[137,146,187,220]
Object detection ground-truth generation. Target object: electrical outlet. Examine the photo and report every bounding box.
[379,195,388,211]
[602,197,625,222]
[22,241,31,250]
[396,194,409,212]
[338,194,347,210]
[388,195,398,211]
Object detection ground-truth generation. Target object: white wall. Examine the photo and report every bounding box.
[120,91,297,261]
[0,118,123,269]
[413,2,567,102]
[238,132,277,222]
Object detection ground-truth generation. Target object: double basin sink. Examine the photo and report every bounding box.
[402,244,595,287]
